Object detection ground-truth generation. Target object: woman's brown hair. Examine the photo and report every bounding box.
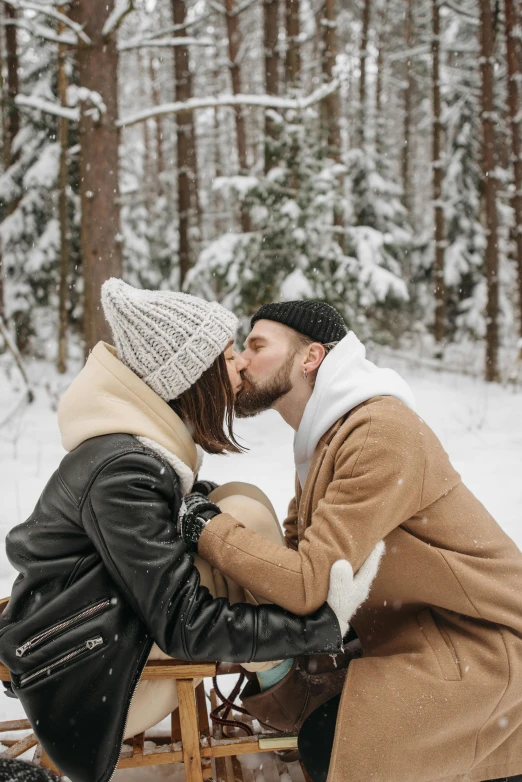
[168,352,244,455]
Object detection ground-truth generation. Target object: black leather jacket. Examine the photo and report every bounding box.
[0,434,342,782]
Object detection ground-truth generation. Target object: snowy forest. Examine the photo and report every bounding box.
[0,0,522,384]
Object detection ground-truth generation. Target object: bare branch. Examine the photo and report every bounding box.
[0,317,34,404]
[0,0,91,42]
[118,78,340,128]
[119,35,213,51]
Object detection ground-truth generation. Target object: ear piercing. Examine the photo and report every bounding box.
[303,369,308,380]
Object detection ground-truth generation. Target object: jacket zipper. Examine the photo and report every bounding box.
[106,640,152,782]
[16,599,111,658]
[19,637,104,687]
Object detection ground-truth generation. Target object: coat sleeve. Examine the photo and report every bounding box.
[283,495,299,551]
[198,405,428,615]
[84,448,342,661]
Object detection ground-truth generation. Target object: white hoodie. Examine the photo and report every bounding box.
[294,332,416,487]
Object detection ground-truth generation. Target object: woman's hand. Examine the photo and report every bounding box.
[179,492,221,553]
[326,541,385,637]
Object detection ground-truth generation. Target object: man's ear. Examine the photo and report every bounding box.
[303,343,326,375]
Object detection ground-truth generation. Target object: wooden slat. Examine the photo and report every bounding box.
[171,705,182,742]
[0,718,31,731]
[0,660,216,683]
[201,739,289,760]
[41,750,61,773]
[196,681,210,737]
[177,678,204,782]
[142,661,216,679]
[210,688,229,782]
[1,732,38,758]
[117,748,183,768]
[132,731,145,756]
[231,756,244,782]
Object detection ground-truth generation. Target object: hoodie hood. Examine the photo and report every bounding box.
[58,342,201,493]
[294,332,416,486]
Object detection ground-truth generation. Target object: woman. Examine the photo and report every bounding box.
[0,279,356,782]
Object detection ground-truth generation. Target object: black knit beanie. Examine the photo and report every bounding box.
[251,300,348,344]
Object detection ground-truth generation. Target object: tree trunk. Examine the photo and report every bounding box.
[375,0,389,160]
[358,0,371,149]
[264,0,279,172]
[321,0,344,247]
[70,0,123,355]
[57,9,70,374]
[402,0,414,216]
[149,56,165,192]
[137,51,154,215]
[504,0,522,341]
[172,0,199,287]
[479,0,500,381]
[432,0,446,355]
[0,5,6,321]
[285,0,300,88]
[321,0,341,160]
[224,0,251,231]
[4,3,19,166]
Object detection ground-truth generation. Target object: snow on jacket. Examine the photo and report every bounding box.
[199,391,522,782]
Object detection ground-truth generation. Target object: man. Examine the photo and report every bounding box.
[180,300,522,782]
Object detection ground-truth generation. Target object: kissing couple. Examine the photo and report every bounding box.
[3,279,522,782]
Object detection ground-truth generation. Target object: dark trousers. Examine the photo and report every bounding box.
[298,694,522,782]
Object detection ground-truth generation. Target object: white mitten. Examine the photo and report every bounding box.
[326,541,385,637]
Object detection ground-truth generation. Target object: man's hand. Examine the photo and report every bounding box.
[179,492,221,553]
[326,541,385,637]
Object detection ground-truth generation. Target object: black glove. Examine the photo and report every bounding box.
[179,491,221,553]
[192,479,219,496]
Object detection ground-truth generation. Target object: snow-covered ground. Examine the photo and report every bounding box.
[0,352,521,779]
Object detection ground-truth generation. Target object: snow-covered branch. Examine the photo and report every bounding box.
[230,0,258,16]
[118,79,340,128]
[4,16,76,45]
[0,0,91,43]
[439,0,479,25]
[102,0,134,37]
[15,94,79,121]
[119,35,212,51]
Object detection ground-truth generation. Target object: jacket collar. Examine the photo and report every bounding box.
[58,342,199,476]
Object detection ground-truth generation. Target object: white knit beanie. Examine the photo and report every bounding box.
[101,278,239,401]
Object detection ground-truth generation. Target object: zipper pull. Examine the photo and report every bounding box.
[86,637,103,651]
[16,642,31,658]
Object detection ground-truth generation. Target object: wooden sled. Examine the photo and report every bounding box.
[0,597,312,781]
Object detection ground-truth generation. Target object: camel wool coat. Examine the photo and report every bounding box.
[199,396,522,782]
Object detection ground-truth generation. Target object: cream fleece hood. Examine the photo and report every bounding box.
[294,332,416,486]
[58,341,202,494]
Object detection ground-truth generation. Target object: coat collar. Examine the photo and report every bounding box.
[58,341,199,476]
[298,417,346,536]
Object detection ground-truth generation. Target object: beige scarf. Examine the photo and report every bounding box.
[58,341,203,494]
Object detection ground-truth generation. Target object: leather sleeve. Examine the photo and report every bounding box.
[84,449,342,662]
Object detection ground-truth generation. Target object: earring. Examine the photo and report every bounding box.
[303,369,308,380]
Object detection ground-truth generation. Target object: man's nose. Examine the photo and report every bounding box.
[237,352,250,370]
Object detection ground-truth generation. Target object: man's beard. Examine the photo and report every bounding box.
[235,351,295,418]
